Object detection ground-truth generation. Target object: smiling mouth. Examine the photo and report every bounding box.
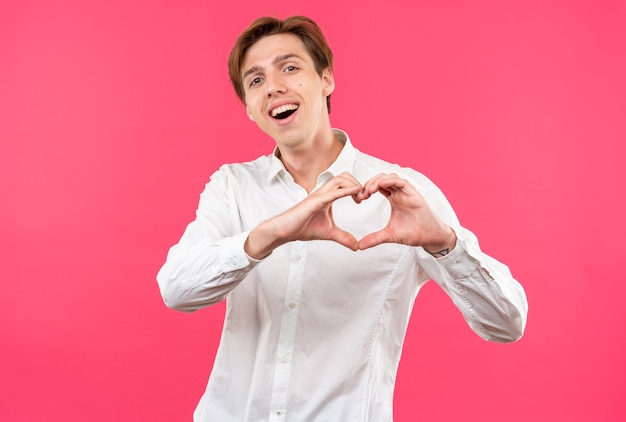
[270,104,299,119]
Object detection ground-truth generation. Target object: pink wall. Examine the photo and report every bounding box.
[2,0,625,420]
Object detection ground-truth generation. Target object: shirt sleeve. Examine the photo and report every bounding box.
[411,173,528,343]
[156,168,262,313]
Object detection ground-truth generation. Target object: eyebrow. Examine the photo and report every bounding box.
[242,53,304,81]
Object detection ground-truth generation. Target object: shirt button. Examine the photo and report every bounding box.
[280,355,289,363]
[294,254,301,261]
[230,257,237,265]
[288,302,296,309]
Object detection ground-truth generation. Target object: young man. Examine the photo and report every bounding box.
[157,16,528,421]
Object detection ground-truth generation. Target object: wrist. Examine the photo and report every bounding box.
[244,218,286,260]
[424,227,457,258]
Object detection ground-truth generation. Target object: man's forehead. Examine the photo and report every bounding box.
[241,33,310,74]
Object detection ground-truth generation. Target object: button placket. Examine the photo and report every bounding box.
[267,241,307,419]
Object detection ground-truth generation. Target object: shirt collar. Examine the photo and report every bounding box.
[267,128,357,183]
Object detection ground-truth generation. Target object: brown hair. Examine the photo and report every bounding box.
[228,16,334,112]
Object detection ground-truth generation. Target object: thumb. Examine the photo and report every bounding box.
[358,229,390,250]
[327,228,359,251]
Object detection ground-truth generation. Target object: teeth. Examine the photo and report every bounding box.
[271,104,299,117]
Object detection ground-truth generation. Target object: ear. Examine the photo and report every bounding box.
[321,68,335,96]
[245,105,255,122]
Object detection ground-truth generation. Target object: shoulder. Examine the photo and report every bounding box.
[211,154,274,182]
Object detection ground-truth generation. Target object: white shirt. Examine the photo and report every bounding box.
[157,129,528,422]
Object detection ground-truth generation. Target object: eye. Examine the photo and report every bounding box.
[249,76,263,87]
[284,65,298,73]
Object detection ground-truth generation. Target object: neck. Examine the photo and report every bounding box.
[277,128,343,193]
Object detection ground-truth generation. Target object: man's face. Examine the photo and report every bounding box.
[241,33,334,148]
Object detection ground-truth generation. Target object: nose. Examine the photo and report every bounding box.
[265,74,286,97]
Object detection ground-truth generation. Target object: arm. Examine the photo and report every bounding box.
[417,176,527,343]
[157,170,365,312]
[156,169,258,312]
[356,172,528,343]
[417,228,528,343]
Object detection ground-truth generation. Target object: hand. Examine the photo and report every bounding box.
[245,172,363,259]
[355,173,457,253]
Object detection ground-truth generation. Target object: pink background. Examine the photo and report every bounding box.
[2,0,625,420]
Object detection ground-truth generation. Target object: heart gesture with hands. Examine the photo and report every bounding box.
[244,172,456,260]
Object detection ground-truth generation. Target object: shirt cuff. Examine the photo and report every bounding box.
[433,240,483,280]
[216,230,262,271]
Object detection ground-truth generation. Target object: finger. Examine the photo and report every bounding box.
[375,174,411,193]
[359,173,387,199]
[366,174,421,204]
[327,183,363,203]
[315,178,362,204]
[358,229,392,250]
[326,172,362,192]
[352,188,370,203]
[364,172,404,191]
[327,228,359,251]
[333,172,369,204]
